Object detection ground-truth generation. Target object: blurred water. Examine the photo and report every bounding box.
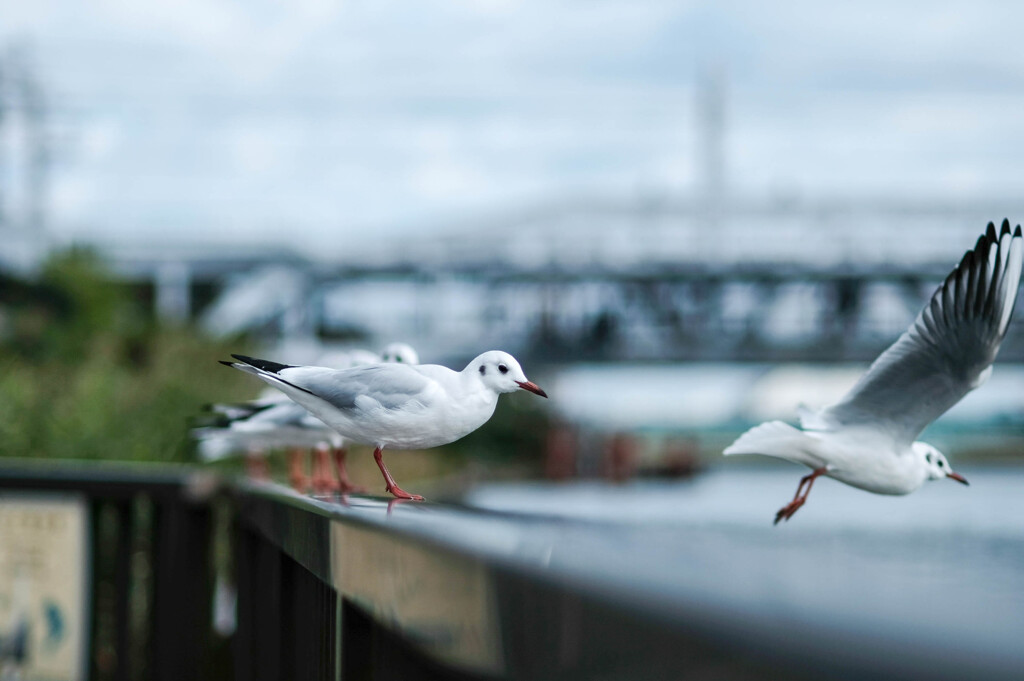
[316,465,1024,674]
[448,467,1024,672]
[462,466,1024,537]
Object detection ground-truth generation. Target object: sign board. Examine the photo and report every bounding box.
[0,494,89,681]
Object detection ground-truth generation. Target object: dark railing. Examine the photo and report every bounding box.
[2,460,1023,680]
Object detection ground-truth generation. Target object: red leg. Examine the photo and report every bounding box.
[332,447,367,494]
[245,450,269,480]
[313,446,340,495]
[774,467,827,525]
[373,446,424,501]
[287,448,310,493]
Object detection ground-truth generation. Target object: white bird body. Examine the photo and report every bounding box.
[228,403,340,445]
[194,401,342,461]
[222,350,547,499]
[817,430,927,496]
[731,421,927,495]
[226,353,541,450]
[288,365,499,449]
[725,220,1024,521]
[195,343,420,460]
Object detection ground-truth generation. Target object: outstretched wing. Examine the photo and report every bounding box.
[816,220,1023,446]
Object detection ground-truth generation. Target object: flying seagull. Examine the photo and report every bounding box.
[724,220,1023,523]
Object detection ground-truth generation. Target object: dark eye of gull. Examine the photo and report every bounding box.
[498,364,508,374]
[926,453,933,463]
[479,365,486,375]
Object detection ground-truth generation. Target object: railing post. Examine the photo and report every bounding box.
[112,501,132,681]
[340,599,372,681]
[252,530,283,681]
[232,525,256,681]
[150,497,212,681]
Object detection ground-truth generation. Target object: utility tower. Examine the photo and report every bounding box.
[696,66,727,226]
[0,51,7,229]
[0,43,50,271]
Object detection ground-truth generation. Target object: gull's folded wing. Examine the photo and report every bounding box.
[817,220,1023,446]
[274,364,435,414]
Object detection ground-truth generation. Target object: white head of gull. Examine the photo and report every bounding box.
[379,342,419,365]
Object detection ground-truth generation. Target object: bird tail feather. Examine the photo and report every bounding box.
[220,358,317,398]
[723,421,824,468]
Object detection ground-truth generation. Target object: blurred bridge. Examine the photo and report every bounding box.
[101,198,1024,363]
[305,258,1024,364]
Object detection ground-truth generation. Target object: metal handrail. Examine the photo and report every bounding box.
[3,461,1022,680]
[232,479,1024,681]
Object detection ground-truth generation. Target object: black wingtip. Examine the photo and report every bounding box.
[1015,224,1022,238]
[219,360,235,368]
[958,247,974,271]
[229,354,294,374]
[191,414,233,428]
[986,221,997,242]
[1001,218,1011,236]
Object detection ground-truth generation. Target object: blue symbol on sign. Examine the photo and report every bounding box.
[42,600,65,651]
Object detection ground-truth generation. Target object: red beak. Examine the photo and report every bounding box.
[516,380,548,398]
[947,472,969,486]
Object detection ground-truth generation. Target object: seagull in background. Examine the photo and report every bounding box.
[379,342,418,365]
[221,351,547,500]
[725,220,1023,523]
[195,399,347,492]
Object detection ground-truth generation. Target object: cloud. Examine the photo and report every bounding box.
[5,0,1024,251]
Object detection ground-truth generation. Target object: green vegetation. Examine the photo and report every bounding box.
[0,248,552,471]
[0,248,255,462]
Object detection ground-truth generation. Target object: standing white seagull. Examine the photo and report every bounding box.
[196,343,420,493]
[724,220,1023,524]
[220,351,547,500]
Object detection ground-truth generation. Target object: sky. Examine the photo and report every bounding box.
[3,1,1024,257]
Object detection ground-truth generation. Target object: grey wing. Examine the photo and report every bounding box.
[279,364,434,413]
[818,221,1023,446]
